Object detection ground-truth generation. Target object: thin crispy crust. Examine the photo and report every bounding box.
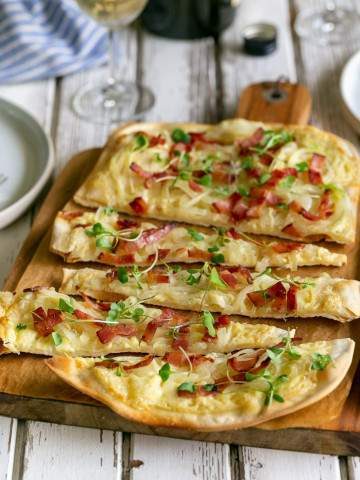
[73,120,360,244]
[46,338,354,431]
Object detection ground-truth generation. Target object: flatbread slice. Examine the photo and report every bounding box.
[73,120,360,244]
[51,208,346,270]
[61,266,360,322]
[0,287,292,356]
[46,338,355,431]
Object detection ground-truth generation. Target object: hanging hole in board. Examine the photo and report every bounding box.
[263,87,288,103]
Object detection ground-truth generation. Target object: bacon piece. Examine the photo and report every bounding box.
[215,314,230,327]
[187,248,211,261]
[318,189,333,218]
[287,285,298,311]
[58,210,83,220]
[290,201,320,221]
[246,167,262,179]
[309,153,325,185]
[212,198,232,214]
[226,266,253,284]
[163,350,188,367]
[146,271,170,284]
[130,162,153,179]
[219,270,238,288]
[271,242,304,253]
[73,309,91,319]
[95,360,118,369]
[129,197,148,215]
[147,248,170,263]
[247,291,267,307]
[116,218,139,230]
[191,355,214,368]
[198,385,218,396]
[123,355,154,371]
[149,134,165,147]
[188,179,203,192]
[172,325,190,350]
[228,353,261,372]
[121,224,175,254]
[32,307,62,337]
[282,223,302,238]
[98,252,135,265]
[96,323,137,344]
[177,389,197,398]
[231,197,248,221]
[142,308,174,343]
[227,227,242,240]
[259,153,273,166]
[237,127,264,151]
[267,281,287,311]
[266,168,298,187]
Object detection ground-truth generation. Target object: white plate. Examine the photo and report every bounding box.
[0,97,54,229]
[340,49,360,135]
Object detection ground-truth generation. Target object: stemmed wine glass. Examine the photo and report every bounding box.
[72,0,154,123]
[295,1,360,46]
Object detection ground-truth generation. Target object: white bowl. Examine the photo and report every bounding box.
[0,97,54,229]
[340,49,360,135]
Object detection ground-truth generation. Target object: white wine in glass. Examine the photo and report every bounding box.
[73,0,154,123]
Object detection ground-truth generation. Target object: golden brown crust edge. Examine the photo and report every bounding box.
[45,339,355,432]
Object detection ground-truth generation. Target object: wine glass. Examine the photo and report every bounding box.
[295,1,360,46]
[72,0,154,124]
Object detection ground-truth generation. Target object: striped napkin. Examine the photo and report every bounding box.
[0,0,108,84]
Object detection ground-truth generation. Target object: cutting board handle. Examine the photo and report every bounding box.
[236,79,312,125]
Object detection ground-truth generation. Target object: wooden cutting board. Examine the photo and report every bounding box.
[1,82,359,455]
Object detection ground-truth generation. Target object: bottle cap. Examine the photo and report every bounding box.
[242,23,277,56]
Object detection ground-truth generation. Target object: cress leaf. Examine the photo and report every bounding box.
[159,363,171,382]
[187,228,204,242]
[59,298,74,314]
[311,353,332,371]
[202,311,216,337]
[177,382,196,393]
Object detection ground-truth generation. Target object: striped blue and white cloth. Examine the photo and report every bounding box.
[0,0,108,84]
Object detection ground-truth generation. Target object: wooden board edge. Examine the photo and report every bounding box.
[0,393,358,456]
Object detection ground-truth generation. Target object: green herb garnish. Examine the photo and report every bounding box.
[171,128,190,144]
[59,298,74,314]
[295,161,309,172]
[196,174,212,187]
[177,382,196,393]
[159,363,171,382]
[202,311,216,337]
[16,323,27,330]
[117,266,129,284]
[133,134,149,151]
[311,353,332,371]
[237,185,250,196]
[278,175,296,189]
[51,332,62,346]
[96,236,114,250]
[241,157,254,170]
[211,253,225,264]
[258,172,271,185]
[187,228,204,242]
[209,267,227,288]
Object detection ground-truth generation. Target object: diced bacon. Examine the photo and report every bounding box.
[97,301,111,311]
[96,323,137,344]
[130,162,153,179]
[129,197,148,215]
[226,227,242,240]
[80,293,111,312]
[105,269,118,280]
[219,270,238,288]
[147,248,170,263]
[245,204,262,219]
[290,201,320,221]
[147,271,170,284]
[309,153,325,185]
[163,350,188,367]
[266,168,298,187]
[98,252,135,265]
[282,223,302,238]
[123,355,154,371]
[198,385,218,396]
[226,266,253,284]
[58,210,83,220]
[259,153,273,166]
[142,309,174,343]
[247,291,267,307]
[271,242,304,253]
[228,353,260,372]
[267,281,287,311]
[122,224,175,254]
[73,309,91,319]
[237,127,264,150]
[212,198,232,214]
[212,169,236,184]
[32,307,62,337]
[246,167,262,179]
[172,325,190,350]
[249,186,283,208]
[287,285,298,311]
[177,389,196,398]
[215,314,230,327]
[187,248,211,261]
[319,189,333,218]
[149,134,165,147]
[116,218,139,230]
[191,355,214,368]
[188,179,203,192]
[232,198,248,221]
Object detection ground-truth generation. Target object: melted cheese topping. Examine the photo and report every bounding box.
[61,268,360,321]
[51,208,346,270]
[74,120,360,244]
[67,339,352,422]
[0,288,291,356]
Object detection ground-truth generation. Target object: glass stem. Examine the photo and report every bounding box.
[108,28,123,85]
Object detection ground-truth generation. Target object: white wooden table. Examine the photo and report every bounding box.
[0,0,359,478]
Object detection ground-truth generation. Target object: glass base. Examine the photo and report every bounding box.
[295,6,359,45]
[72,81,155,124]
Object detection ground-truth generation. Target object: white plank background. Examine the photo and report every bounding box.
[0,0,359,479]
